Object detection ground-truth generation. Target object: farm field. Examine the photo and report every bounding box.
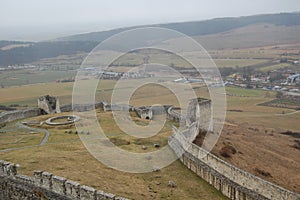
[0,69,76,87]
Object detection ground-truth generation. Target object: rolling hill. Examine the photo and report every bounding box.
[0,12,300,66]
[57,12,300,42]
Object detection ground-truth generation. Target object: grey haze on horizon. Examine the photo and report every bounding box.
[0,0,300,41]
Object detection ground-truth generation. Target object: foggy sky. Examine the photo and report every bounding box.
[0,0,299,41]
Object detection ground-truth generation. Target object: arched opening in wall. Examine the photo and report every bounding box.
[129,82,179,122]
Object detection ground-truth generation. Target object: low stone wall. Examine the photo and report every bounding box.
[60,102,103,112]
[45,115,81,126]
[0,160,128,200]
[0,103,105,126]
[101,102,133,112]
[168,130,300,200]
[167,106,186,123]
[0,108,41,125]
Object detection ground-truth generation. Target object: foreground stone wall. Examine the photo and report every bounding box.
[168,129,300,200]
[0,108,41,125]
[0,160,128,200]
[168,97,300,200]
[2,98,299,199]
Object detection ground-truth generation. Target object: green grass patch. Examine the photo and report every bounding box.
[225,86,267,97]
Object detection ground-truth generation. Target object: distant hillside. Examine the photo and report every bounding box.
[0,12,300,66]
[0,41,97,66]
[0,40,33,49]
[195,23,300,49]
[57,12,300,42]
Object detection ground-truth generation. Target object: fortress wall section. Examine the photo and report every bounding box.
[0,108,41,125]
[0,160,128,200]
[168,131,300,200]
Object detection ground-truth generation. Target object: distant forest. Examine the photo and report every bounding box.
[0,41,97,66]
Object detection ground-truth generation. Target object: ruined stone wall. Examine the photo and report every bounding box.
[60,102,103,112]
[0,102,106,126]
[168,130,300,200]
[38,95,61,114]
[101,102,133,112]
[167,98,211,132]
[135,106,153,120]
[185,98,211,131]
[166,106,186,123]
[0,108,41,125]
[169,98,300,199]
[0,160,128,200]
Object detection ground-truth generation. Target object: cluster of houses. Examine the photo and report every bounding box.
[99,71,153,79]
[0,65,36,71]
[171,67,300,94]
[81,67,154,80]
[224,68,300,92]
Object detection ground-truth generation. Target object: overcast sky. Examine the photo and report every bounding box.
[0,0,300,41]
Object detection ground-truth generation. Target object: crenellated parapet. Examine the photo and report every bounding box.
[0,160,129,200]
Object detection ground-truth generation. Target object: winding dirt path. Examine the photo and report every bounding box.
[0,122,51,152]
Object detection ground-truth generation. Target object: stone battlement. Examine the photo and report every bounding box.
[0,160,128,200]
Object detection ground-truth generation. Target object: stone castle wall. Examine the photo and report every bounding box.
[167,98,300,200]
[0,160,128,200]
[168,125,300,200]
[167,106,185,123]
[0,102,105,126]
[60,102,103,112]
[38,95,61,114]
[0,108,41,125]
[135,106,153,120]
[1,98,300,200]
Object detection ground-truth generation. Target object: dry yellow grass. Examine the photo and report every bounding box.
[208,122,300,193]
[0,110,227,200]
[1,79,299,199]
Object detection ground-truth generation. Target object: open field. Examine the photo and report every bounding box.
[0,110,227,200]
[213,58,270,68]
[0,82,74,107]
[1,41,298,90]
[0,130,44,150]
[0,69,76,87]
[205,121,300,193]
[0,79,300,196]
[195,24,300,50]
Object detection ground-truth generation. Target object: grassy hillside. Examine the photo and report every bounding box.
[0,41,97,66]
[58,12,300,42]
[195,24,300,49]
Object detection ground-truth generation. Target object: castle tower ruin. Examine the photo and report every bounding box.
[38,95,61,114]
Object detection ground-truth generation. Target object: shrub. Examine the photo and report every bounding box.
[255,168,272,177]
[220,145,237,158]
